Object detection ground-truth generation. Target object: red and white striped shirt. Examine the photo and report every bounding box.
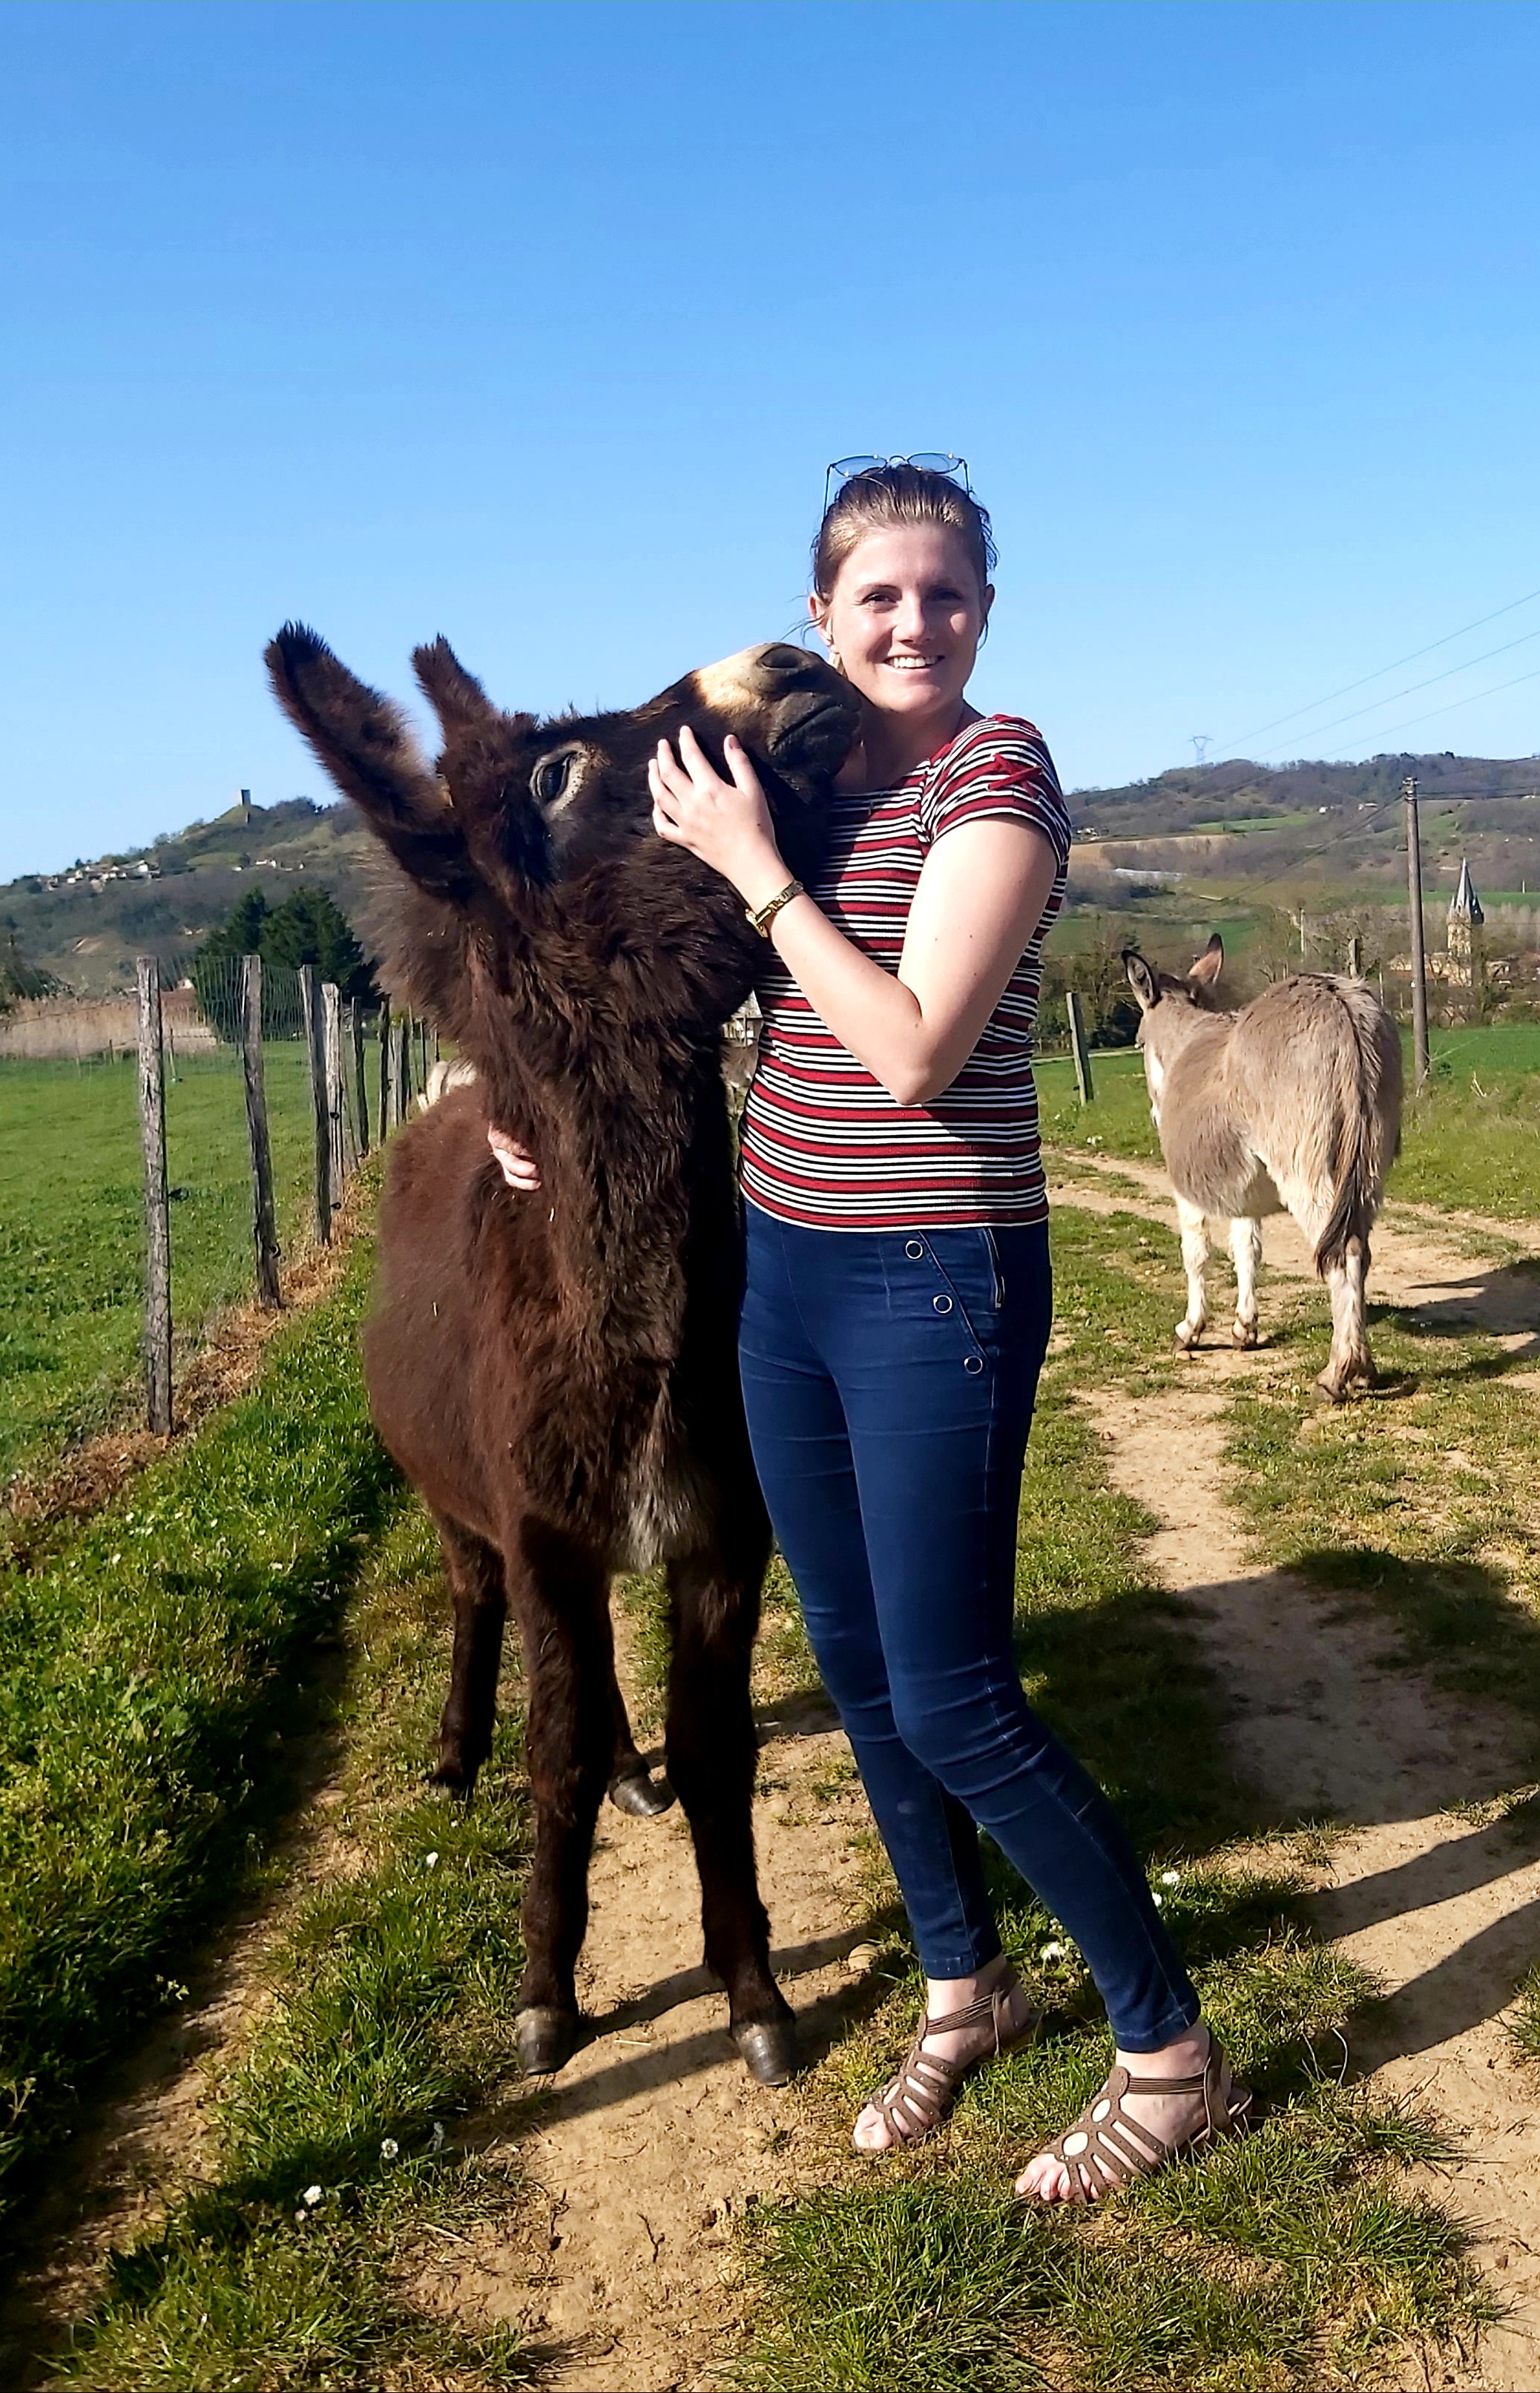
[740,714,1071,1231]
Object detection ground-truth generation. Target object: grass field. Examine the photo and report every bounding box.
[36,1205,1491,2391]
[1037,1021,1540,1221]
[0,1046,317,1484]
[0,1234,398,2231]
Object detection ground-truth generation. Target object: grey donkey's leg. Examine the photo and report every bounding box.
[1228,1217,1263,1349]
[1174,1195,1211,1351]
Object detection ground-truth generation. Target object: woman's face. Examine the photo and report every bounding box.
[810,524,992,726]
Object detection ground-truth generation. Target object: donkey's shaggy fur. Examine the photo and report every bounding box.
[1125,937,1403,1400]
[266,624,859,2082]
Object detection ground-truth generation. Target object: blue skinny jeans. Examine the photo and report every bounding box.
[737,1200,1200,2053]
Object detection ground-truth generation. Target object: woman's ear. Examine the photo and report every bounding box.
[981,583,996,625]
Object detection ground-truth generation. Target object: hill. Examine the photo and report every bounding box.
[0,798,381,995]
[1071,751,1540,903]
[5,750,1540,997]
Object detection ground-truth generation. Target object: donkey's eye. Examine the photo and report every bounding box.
[531,752,573,808]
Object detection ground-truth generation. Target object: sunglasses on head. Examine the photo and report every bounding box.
[823,453,971,513]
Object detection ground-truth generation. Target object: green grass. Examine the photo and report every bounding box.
[0,1047,317,1484]
[50,1501,535,2392]
[0,1232,399,2227]
[736,1207,1487,2390]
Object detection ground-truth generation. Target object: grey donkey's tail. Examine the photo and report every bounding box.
[1313,981,1404,1277]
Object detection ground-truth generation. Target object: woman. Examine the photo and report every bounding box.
[494,462,1251,2201]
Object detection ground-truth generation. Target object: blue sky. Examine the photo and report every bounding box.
[1,0,1538,878]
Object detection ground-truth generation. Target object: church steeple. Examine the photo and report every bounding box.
[1449,858,1483,926]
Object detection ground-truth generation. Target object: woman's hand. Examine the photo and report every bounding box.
[487,1125,541,1191]
[648,725,791,912]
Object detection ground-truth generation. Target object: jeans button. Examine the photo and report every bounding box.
[964,1354,984,1375]
[905,1239,925,1259]
[933,1294,952,1314]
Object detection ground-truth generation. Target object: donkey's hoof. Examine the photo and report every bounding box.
[1312,1378,1346,1408]
[427,1756,477,1802]
[1174,1325,1202,1352]
[608,1765,676,1819]
[1232,1320,1259,1350]
[517,2006,579,2076]
[733,2016,798,2086]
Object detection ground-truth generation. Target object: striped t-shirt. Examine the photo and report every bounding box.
[739,714,1071,1231]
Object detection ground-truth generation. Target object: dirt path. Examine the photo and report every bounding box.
[1054,1163,1540,2389]
[415,1639,876,2392]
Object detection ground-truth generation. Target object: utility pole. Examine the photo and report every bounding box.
[1402,775,1430,1088]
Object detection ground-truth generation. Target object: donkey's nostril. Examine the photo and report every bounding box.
[757,642,808,679]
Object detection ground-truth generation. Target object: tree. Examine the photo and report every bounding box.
[0,930,57,1013]
[192,882,375,1041]
[262,886,375,1002]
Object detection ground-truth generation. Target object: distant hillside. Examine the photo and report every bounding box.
[7,748,1540,996]
[0,798,380,995]
[1070,751,1540,903]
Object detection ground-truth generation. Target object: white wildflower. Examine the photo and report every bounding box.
[1160,1869,1180,1887]
[303,2184,323,2207]
[1151,1892,1163,1907]
[380,2138,399,2162]
[424,1851,439,1870]
[1039,1941,1066,1962]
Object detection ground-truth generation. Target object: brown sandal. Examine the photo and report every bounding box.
[1030,2030,1254,2202]
[863,1971,1040,2150]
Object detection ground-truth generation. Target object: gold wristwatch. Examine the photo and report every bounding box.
[746,878,805,938]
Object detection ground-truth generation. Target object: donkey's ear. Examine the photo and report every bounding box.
[1123,950,1159,1010]
[411,636,500,741]
[265,624,475,903]
[1188,933,1224,990]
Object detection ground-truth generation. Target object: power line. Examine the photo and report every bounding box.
[1254,622,1540,757]
[1216,581,1540,752]
[1345,662,1540,748]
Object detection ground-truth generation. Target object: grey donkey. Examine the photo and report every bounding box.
[1123,937,1404,1401]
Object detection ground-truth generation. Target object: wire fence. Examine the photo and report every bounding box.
[0,957,436,1475]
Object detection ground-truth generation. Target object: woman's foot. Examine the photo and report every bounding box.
[1014,2023,1250,2201]
[853,1956,1038,2153]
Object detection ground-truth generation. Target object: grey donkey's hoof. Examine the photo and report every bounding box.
[517,2006,580,2076]
[608,1765,676,1819]
[1232,1321,1259,1349]
[733,2016,798,2086]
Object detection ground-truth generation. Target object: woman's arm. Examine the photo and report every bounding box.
[650,728,1059,1108]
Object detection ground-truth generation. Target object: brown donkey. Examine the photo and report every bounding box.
[1124,937,1403,1400]
[266,625,860,2082]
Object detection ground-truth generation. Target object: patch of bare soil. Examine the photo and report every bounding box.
[1076,1372,1540,2392]
[412,1631,878,2392]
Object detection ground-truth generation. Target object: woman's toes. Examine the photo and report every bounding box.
[852,2104,892,2153]
[1015,2153,1070,2201]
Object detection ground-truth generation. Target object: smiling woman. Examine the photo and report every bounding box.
[614,461,1247,2198]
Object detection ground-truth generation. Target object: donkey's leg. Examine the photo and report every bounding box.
[1174,1195,1211,1350]
[1228,1217,1263,1349]
[512,1524,615,2073]
[430,1515,507,1794]
[665,1507,795,2086]
[607,1675,675,1818]
[1337,1230,1377,1388]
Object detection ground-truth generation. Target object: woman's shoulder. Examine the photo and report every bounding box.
[922,714,1070,859]
[938,712,1056,777]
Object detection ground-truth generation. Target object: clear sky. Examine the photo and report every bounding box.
[1,0,1538,879]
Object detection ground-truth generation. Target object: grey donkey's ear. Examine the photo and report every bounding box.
[1123,950,1159,1010]
[1188,932,1224,991]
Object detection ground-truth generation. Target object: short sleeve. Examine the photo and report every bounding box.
[918,717,1071,873]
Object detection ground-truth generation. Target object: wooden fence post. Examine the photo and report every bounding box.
[323,981,347,1193]
[395,1013,412,1120]
[349,999,369,1157]
[237,954,282,1309]
[1067,989,1096,1105]
[378,1005,392,1135]
[136,956,173,1432]
[299,964,332,1243]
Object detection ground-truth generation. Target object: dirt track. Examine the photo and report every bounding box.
[1051,1156,1540,2392]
